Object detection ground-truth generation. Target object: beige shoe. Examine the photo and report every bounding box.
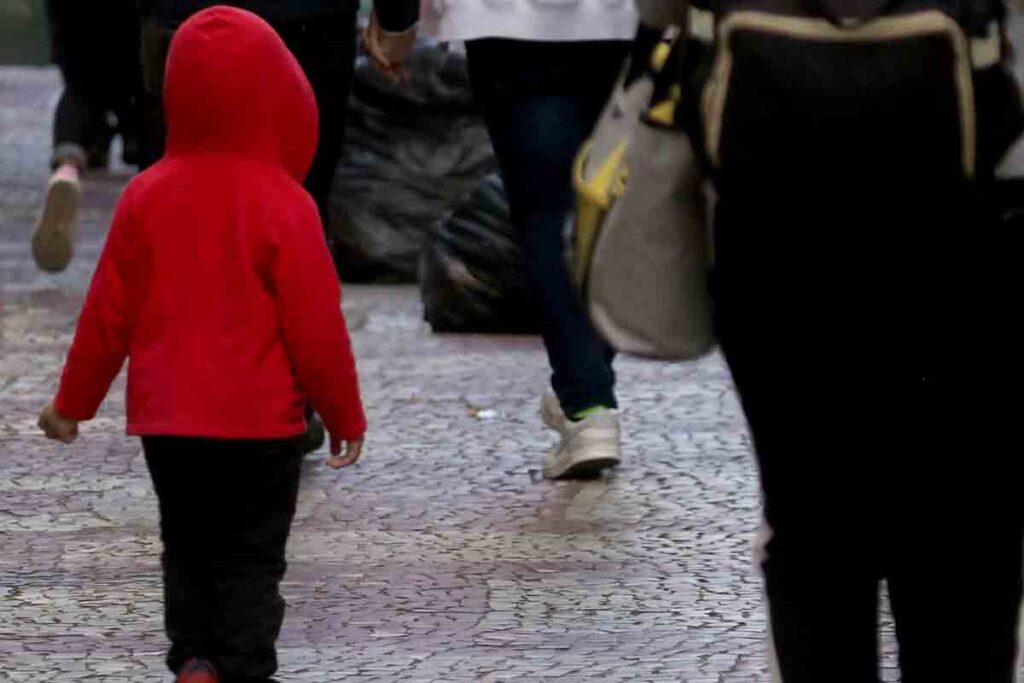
[541,391,568,431]
[32,164,81,273]
[540,393,621,480]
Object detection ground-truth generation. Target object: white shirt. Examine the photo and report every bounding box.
[422,0,639,43]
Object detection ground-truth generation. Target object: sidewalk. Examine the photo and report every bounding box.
[0,66,905,682]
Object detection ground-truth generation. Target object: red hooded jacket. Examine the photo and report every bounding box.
[55,6,366,441]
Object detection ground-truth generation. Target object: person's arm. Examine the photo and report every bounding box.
[51,192,134,424]
[366,1,419,82]
[636,0,689,29]
[373,0,419,33]
[271,193,367,457]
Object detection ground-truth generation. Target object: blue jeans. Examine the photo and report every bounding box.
[466,39,628,416]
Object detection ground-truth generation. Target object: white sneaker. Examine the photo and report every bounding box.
[541,391,568,431]
[32,164,80,273]
[540,393,621,480]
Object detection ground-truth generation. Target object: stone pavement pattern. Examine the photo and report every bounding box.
[0,66,963,682]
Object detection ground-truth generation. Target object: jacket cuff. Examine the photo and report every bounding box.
[332,415,368,442]
[54,390,95,423]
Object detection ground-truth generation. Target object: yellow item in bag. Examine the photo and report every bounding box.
[570,32,714,361]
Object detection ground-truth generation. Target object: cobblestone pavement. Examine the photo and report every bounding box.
[0,64,998,682]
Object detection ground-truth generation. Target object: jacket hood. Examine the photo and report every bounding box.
[163,6,317,180]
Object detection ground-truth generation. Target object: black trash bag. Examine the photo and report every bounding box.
[420,175,541,334]
[329,42,497,282]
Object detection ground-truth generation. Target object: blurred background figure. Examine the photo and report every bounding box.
[422,0,637,480]
[33,0,143,273]
[135,0,388,230]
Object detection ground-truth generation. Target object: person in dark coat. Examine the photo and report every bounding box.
[637,1,1024,681]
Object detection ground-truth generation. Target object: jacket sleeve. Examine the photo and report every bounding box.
[271,196,367,442]
[636,0,689,29]
[54,193,133,421]
[374,0,420,32]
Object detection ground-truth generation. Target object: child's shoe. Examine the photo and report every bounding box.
[177,658,218,683]
[32,163,81,273]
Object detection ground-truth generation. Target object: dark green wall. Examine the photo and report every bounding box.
[0,0,49,65]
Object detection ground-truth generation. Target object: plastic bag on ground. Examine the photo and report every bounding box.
[328,42,496,281]
[420,175,540,334]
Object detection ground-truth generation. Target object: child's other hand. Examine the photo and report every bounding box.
[39,402,79,444]
[363,13,416,84]
[327,437,363,469]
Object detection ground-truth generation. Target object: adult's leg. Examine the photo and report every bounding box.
[51,87,100,169]
[716,294,884,683]
[103,0,145,167]
[712,160,910,682]
[136,16,176,168]
[884,197,1024,683]
[44,0,106,168]
[466,39,626,417]
[887,445,1023,683]
[273,12,358,233]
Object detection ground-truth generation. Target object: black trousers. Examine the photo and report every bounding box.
[272,14,357,228]
[138,11,357,230]
[720,317,1023,682]
[707,30,1024,679]
[713,156,1023,683]
[45,0,143,167]
[143,437,303,682]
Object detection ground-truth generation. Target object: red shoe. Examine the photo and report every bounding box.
[177,658,219,683]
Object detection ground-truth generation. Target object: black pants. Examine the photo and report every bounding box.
[273,14,357,227]
[712,129,1023,683]
[717,189,1023,681]
[721,321,1023,682]
[143,437,303,682]
[716,191,1024,680]
[138,11,357,230]
[466,40,627,416]
[708,30,1024,678]
[45,0,143,167]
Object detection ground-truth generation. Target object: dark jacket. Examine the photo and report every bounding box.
[138,0,419,31]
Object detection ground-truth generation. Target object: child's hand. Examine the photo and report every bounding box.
[327,437,363,469]
[363,13,416,84]
[39,402,79,444]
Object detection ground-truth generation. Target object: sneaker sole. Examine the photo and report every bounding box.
[543,441,622,479]
[33,177,80,273]
[546,455,621,480]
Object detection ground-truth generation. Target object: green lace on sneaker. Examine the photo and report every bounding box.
[572,405,610,422]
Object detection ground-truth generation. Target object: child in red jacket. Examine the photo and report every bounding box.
[37,7,366,681]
